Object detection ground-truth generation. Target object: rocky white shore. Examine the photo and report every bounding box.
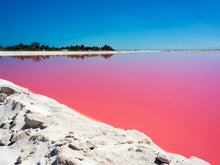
[0,79,210,165]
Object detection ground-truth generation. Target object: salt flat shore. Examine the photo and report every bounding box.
[0,50,156,56]
[0,78,210,165]
[0,49,219,57]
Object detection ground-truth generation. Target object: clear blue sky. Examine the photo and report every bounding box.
[0,0,220,50]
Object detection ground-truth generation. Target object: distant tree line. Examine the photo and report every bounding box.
[0,41,115,51]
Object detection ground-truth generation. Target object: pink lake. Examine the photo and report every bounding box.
[0,52,219,164]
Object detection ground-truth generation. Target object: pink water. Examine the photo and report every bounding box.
[0,52,219,164]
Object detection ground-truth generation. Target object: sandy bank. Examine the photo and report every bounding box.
[0,50,158,57]
[0,51,119,56]
[0,50,219,57]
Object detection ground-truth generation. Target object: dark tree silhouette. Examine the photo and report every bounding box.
[31,41,40,48]
[80,44,85,51]
[101,45,114,51]
[0,45,4,50]
[1,42,115,51]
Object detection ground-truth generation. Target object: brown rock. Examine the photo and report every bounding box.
[24,113,47,129]
[156,152,170,164]
[1,87,16,96]
[68,143,80,151]
[16,155,28,164]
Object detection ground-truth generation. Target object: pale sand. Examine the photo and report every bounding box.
[0,50,159,57]
[0,50,219,57]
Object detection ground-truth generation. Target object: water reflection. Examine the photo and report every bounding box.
[101,54,114,59]
[8,55,50,62]
[66,54,114,60]
[5,54,114,62]
[0,51,219,164]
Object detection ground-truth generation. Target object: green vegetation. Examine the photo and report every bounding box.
[0,41,115,51]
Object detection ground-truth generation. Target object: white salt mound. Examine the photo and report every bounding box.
[0,79,210,165]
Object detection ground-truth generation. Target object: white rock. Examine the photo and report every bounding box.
[0,93,7,102]
[0,133,11,146]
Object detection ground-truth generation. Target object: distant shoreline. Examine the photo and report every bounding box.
[0,49,219,56]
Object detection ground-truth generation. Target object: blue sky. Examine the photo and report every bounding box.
[0,0,220,50]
